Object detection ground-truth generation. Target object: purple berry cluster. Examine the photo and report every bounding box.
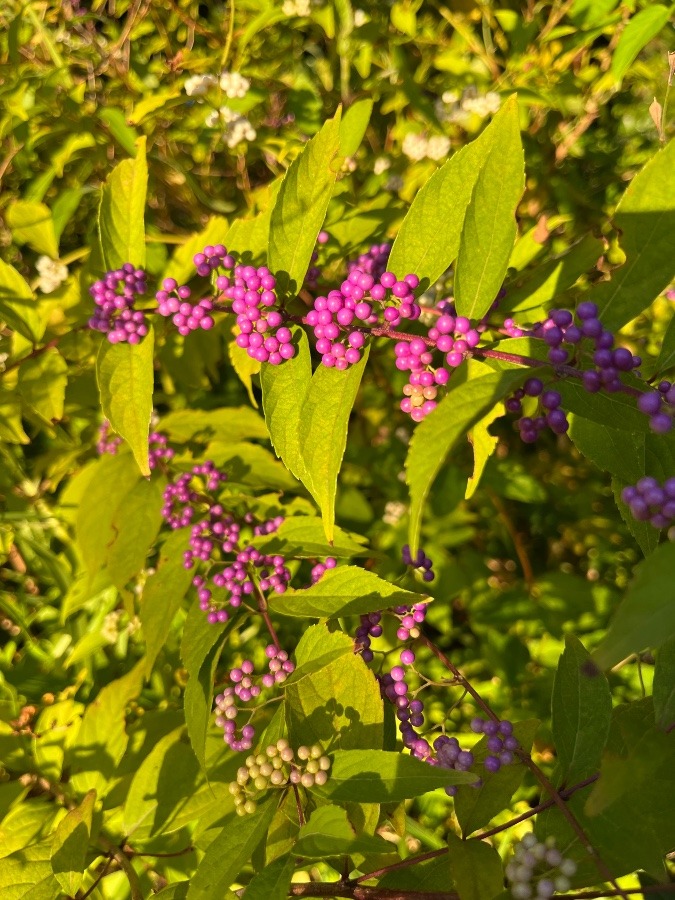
[432,735,475,796]
[506,834,577,899]
[470,716,519,772]
[637,380,675,434]
[621,477,675,529]
[402,544,435,582]
[161,461,225,529]
[379,648,429,757]
[505,379,568,442]
[347,242,392,281]
[230,740,331,816]
[306,268,421,370]
[215,647,295,751]
[89,264,148,344]
[96,420,123,455]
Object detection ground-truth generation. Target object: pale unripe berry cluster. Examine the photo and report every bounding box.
[506,834,577,898]
[229,739,331,815]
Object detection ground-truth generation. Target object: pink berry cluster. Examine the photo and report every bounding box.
[161,460,225,529]
[402,544,435,582]
[88,264,148,344]
[310,556,337,583]
[96,420,123,455]
[306,268,421,370]
[156,245,230,334]
[505,379,569,443]
[223,263,296,365]
[215,647,295,751]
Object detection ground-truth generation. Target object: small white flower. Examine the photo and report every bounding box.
[35,256,68,294]
[341,156,357,173]
[373,156,390,175]
[101,611,121,644]
[184,74,217,97]
[219,71,250,99]
[354,8,367,26]
[442,90,459,105]
[282,0,312,15]
[402,132,428,161]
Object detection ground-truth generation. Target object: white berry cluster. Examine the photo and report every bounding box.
[506,834,577,899]
[402,132,451,162]
[205,106,256,149]
[184,70,250,99]
[435,89,501,126]
[282,0,314,15]
[229,740,331,816]
[36,256,68,293]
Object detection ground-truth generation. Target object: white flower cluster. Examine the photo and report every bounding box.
[205,106,256,148]
[184,74,217,97]
[435,89,501,126]
[36,256,68,294]
[282,0,312,15]
[402,132,451,162]
[353,9,368,26]
[383,501,407,525]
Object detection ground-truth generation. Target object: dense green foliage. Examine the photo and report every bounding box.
[0,2,674,899]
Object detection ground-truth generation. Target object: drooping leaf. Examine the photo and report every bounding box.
[268,108,343,295]
[297,346,370,541]
[17,349,68,425]
[141,528,197,678]
[551,635,612,783]
[454,96,525,321]
[568,415,644,485]
[97,327,155,476]
[186,799,277,900]
[593,542,675,669]
[106,476,165,590]
[271,565,427,618]
[317,750,478,802]
[653,635,675,731]
[251,515,369,559]
[611,6,671,84]
[591,137,675,331]
[406,364,530,553]
[446,833,504,900]
[98,136,148,270]
[339,98,373,157]
[50,790,95,896]
[0,258,43,342]
[295,806,391,858]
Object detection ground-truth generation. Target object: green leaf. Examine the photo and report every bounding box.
[268,108,343,295]
[181,601,227,769]
[50,790,95,896]
[558,380,650,433]
[271,565,428,618]
[228,337,261,407]
[159,406,268,443]
[0,258,43,343]
[388,115,495,287]
[653,635,675,731]
[186,799,277,900]
[0,387,29,444]
[261,326,312,482]
[205,441,299,492]
[295,806,391,858]
[297,346,370,541]
[568,415,644,484]
[98,135,148,270]
[154,885,189,900]
[251,515,368,559]
[465,402,503,499]
[655,313,675,376]
[6,201,59,258]
[0,841,61,900]
[123,728,200,838]
[454,719,539,836]
[68,660,145,797]
[611,6,670,83]
[591,138,675,332]
[551,635,612,783]
[17,349,68,425]
[318,750,478,802]
[243,854,294,900]
[339,98,373,157]
[286,647,383,751]
[593,542,675,669]
[446,833,504,900]
[106,476,165,590]
[454,96,525,321]
[97,327,154,476]
[141,528,196,678]
[406,364,529,553]
[612,476,660,558]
